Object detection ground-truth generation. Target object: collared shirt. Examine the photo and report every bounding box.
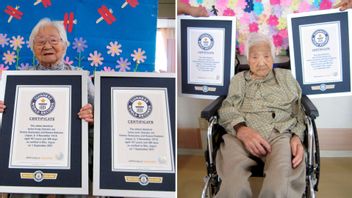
[218,68,305,141]
[30,62,95,105]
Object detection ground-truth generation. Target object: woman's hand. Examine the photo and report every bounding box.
[334,0,352,11]
[236,126,272,157]
[0,100,6,113]
[78,103,93,124]
[291,135,304,168]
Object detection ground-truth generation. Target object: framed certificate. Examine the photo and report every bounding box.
[287,9,352,97]
[93,72,175,197]
[178,16,236,99]
[0,71,89,194]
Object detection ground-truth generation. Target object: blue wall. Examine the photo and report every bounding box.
[0,0,158,74]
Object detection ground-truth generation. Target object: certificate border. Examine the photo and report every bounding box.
[0,71,88,195]
[299,21,343,85]
[9,85,72,170]
[111,87,174,173]
[178,16,236,99]
[287,9,352,98]
[186,27,226,86]
[93,72,176,197]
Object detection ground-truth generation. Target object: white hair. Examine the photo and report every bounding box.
[29,18,69,52]
[244,32,275,59]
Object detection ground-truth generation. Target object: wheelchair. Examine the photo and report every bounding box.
[201,60,320,198]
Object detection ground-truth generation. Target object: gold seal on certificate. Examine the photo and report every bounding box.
[9,85,71,169]
[111,87,174,173]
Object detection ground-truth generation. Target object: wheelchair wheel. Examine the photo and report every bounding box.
[202,174,221,198]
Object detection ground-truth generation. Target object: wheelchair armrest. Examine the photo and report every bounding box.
[302,95,319,119]
[201,96,226,120]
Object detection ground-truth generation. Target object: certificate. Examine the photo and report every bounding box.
[112,88,174,173]
[187,27,225,86]
[179,16,236,99]
[0,71,88,195]
[94,72,175,197]
[300,22,342,85]
[9,85,71,169]
[287,9,352,97]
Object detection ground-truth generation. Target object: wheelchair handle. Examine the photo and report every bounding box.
[207,116,217,166]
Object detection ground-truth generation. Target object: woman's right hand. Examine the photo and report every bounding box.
[236,126,272,157]
[0,100,6,113]
[334,0,352,11]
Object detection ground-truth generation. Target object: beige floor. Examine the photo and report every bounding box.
[178,155,352,198]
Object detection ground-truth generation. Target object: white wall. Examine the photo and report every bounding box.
[311,96,352,128]
[177,96,212,128]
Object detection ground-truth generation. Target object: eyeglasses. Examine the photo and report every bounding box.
[34,37,62,47]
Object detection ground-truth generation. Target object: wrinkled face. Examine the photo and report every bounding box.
[33,25,66,67]
[248,42,273,79]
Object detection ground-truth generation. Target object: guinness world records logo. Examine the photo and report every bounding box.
[127,95,152,119]
[198,33,214,50]
[320,84,327,91]
[33,170,44,182]
[138,174,149,186]
[31,92,55,116]
[311,29,329,47]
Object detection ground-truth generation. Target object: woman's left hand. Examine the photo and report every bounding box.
[78,103,94,124]
[291,135,304,169]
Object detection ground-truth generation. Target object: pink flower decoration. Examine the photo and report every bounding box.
[282,38,289,49]
[269,26,278,35]
[267,15,279,26]
[249,22,259,32]
[278,29,288,39]
[88,50,104,67]
[217,0,228,8]
[298,1,311,13]
[223,8,235,16]
[0,64,9,79]
[0,64,9,71]
[272,5,283,16]
[116,57,131,72]
[2,50,16,65]
[319,0,332,10]
[103,66,115,72]
[273,34,283,47]
[236,0,247,10]
[240,13,250,25]
[249,13,257,23]
[19,63,30,70]
[270,0,280,5]
[64,56,73,66]
[239,43,245,55]
[281,0,291,6]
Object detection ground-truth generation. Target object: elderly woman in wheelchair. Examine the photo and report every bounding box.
[204,32,318,198]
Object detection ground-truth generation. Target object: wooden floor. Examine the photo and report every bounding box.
[178,155,352,198]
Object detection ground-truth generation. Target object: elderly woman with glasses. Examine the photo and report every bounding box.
[0,18,94,122]
[0,17,94,198]
[215,32,306,198]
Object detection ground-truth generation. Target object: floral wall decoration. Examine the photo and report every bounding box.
[182,0,337,55]
[0,0,158,75]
